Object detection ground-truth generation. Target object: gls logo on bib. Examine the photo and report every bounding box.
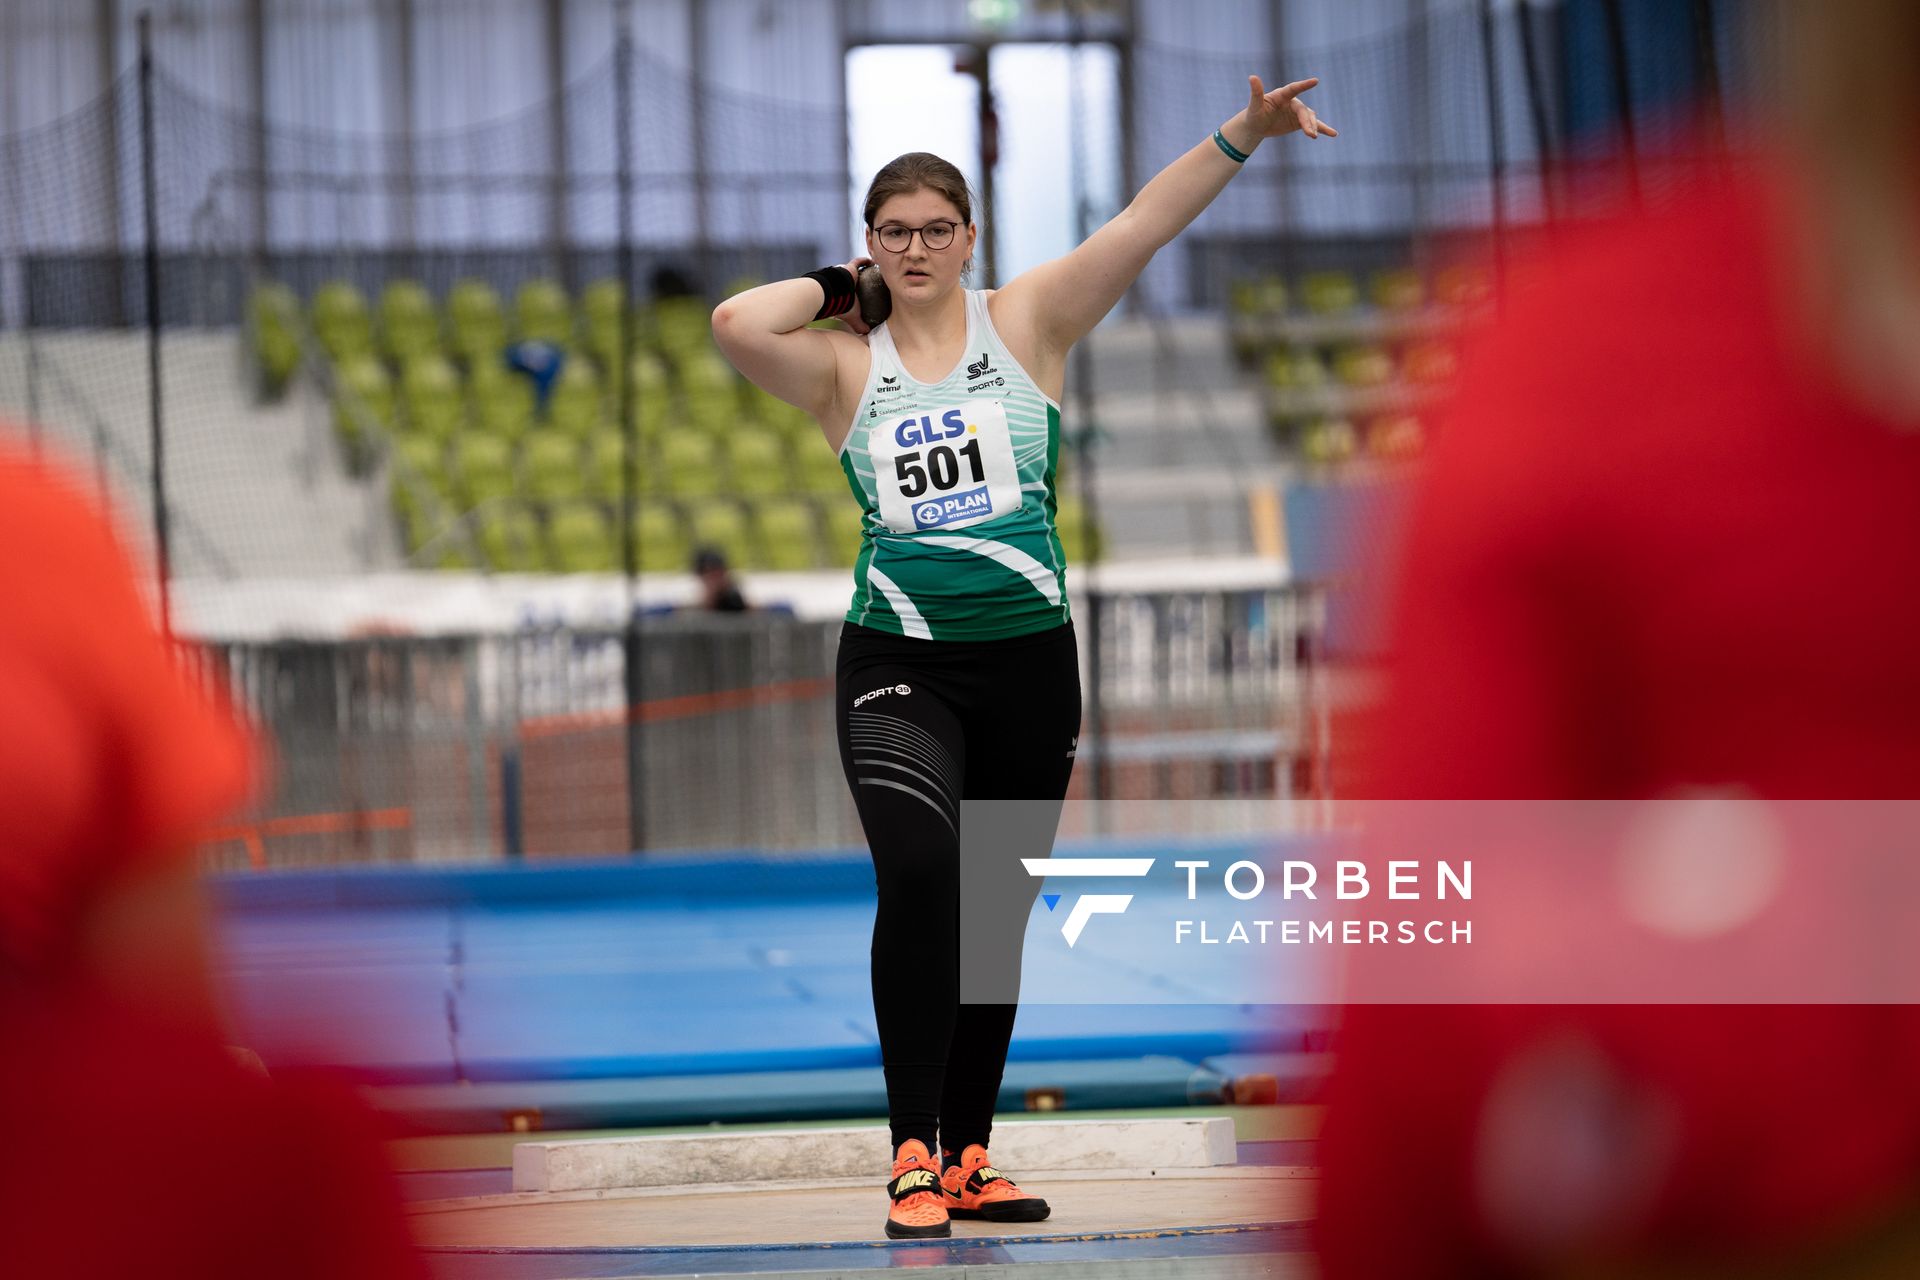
[867,399,1021,535]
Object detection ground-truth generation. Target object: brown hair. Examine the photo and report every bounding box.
[862,152,974,228]
[1779,0,1920,419]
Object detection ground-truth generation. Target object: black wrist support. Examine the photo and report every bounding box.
[804,265,856,320]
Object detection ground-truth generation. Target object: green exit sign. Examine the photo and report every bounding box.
[969,0,1020,28]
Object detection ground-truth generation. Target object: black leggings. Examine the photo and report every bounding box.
[835,620,1081,1159]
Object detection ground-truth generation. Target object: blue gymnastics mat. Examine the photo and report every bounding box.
[368,1055,1232,1133]
[210,852,1335,1116]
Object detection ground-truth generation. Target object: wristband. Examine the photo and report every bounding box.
[1212,128,1251,164]
[804,265,856,319]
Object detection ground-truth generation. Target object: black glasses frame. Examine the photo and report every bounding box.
[872,220,960,252]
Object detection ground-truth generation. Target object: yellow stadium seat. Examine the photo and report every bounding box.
[658,432,721,496]
[454,433,517,510]
[725,428,789,496]
[755,498,822,570]
[478,501,544,573]
[685,499,755,569]
[522,430,586,504]
[822,499,867,565]
[545,499,616,573]
[515,278,574,347]
[632,503,690,574]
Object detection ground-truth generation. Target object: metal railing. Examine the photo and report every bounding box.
[193,584,1326,870]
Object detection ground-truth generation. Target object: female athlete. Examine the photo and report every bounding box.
[712,72,1333,1239]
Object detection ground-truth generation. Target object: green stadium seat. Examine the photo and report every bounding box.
[248,282,302,397]
[1300,418,1360,465]
[469,359,536,443]
[515,278,573,347]
[1229,274,1288,317]
[583,428,637,502]
[680,351,736,399]
[1370,268,1424,312]
[448,278,507,366]
[657,432,721,495]
[453,433,517,510]
[331,354,394,473]
[624,353,671,442]
[685,390,735,438]
[685,499,754,568]
[1300,271,1360,316]
[1265,347,1330,391]
[795,440,850,496]
[755,497,822,570]
[633,503,690,574]
[390,446,455,564]
[822,499,866,565]
[380,280,439,363]
[389,431,449,496]
[546,359,603,439]
[477,501,545,573]
[1332,345,1394,388]
[739,385,782,431]
[725,428,789,496]
[394,494,442,558]
[653,296,710,364]
[1054,494,1102,565]
[767,397,820,446]
[401,354,465,440]
[582,278,628,371]
[312,280,373,360]
[522,430,585,504]
[545,499,616,573]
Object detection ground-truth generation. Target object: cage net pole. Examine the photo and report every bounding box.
[1692,0,1724,149]
[1478,0,1509,301]
[1601,0,1642,205]
[616,1,647,855]
[1066,0,1107,806]
[1517,0,1560,223]
[138,11,173,638]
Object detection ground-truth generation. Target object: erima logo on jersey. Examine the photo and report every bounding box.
[914,486,991,529]
[965,352,995,380]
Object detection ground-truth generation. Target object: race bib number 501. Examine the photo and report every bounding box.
[867,399,1022,534]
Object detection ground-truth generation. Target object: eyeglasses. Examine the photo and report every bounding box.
[874,220,959,253]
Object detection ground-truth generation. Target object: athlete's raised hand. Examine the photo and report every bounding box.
[1244,75,1336,140]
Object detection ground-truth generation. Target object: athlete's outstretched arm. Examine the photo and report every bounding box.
[711,255,872,423]
[995,75,1334,358]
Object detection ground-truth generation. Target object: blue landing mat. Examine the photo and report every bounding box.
[371,1055,1230,1132]
[421,1222,1311,1279]
[213,853,1336,1100]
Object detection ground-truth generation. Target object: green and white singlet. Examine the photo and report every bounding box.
[837,288,1070,641]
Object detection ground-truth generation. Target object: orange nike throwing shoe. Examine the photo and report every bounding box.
[940,1144,1051,1222]
[884,1139,951,1239]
